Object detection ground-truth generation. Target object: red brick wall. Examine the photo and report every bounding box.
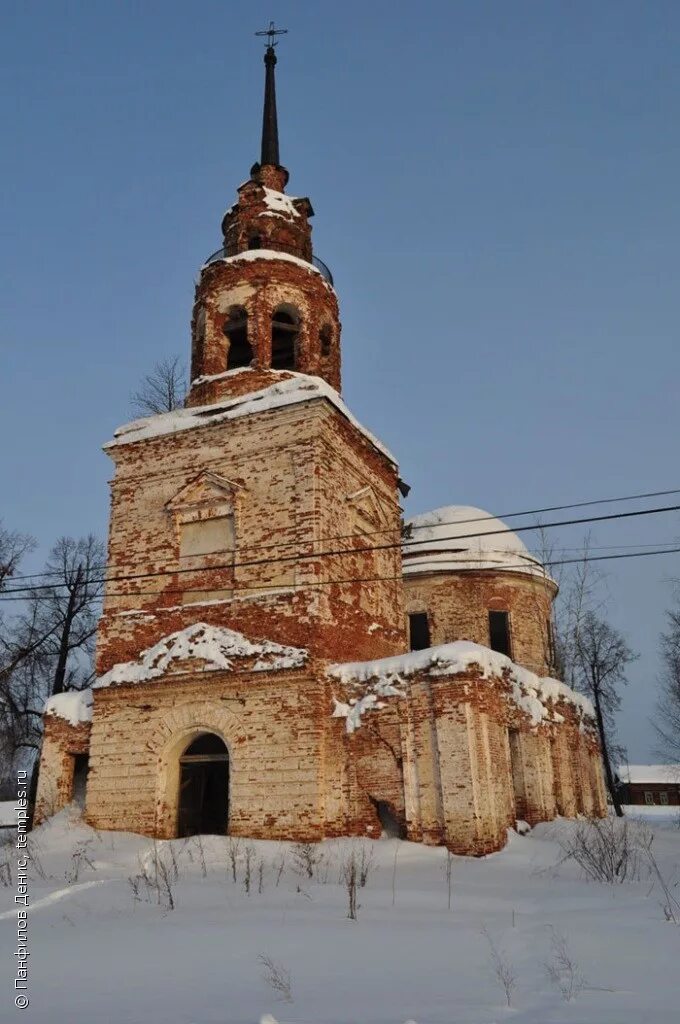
[98,399,405,673]
[189,257,341,396]
[405,570,557,676]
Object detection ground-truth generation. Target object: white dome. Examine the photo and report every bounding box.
[402,505,548,579]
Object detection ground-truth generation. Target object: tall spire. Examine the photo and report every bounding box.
[255,21,288,167]
[261,46,279,165]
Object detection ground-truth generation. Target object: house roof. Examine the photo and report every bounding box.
[617,764,680,785]
[105,372,396,465]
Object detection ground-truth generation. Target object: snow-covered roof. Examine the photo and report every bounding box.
[44,689,93,727]
[201,247,329,285]
[402,505,550,580]
[93,623,308,690]
[329,641,594,733]
[617,764,680,785]
[106,371,396,464]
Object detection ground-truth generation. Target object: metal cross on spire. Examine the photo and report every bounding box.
[255,21,288,49]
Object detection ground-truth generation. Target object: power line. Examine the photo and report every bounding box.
[3,498,680,597]
[2,502,680,597]
[1,541,679,604]
[7,484,680,585]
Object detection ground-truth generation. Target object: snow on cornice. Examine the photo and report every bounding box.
[328,641,594,733]
[191,366,252,387]
[45,689,93,727]
[201,248,331,288]
[93,623,308,690]
[105,372,397,464]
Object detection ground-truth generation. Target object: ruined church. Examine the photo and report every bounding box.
[36,41,606,855]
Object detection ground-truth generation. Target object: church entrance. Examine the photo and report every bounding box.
[177,733,229,837]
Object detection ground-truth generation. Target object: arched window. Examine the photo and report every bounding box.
[223,306,253,369]
[319,324,332,357]
[248,234,262,250]
[271,306,299,370]
[194,305,206,356]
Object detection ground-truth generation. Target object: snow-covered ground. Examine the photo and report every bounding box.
[1,809,679,1023]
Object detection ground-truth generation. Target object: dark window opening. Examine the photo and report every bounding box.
[409,612,431,651]
[508,729,525,819]
[224,307,253,369]
[370,798,406,839]
[195,306,206,349]
[72,754,89,809]
[319,324,332,357]
[489,610,512,657]
[546,618,556,668]
[271,308,299,370]
[178,733,229,837]
[248,234,262,250]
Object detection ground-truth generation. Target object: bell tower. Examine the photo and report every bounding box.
[96,27,406,676]
[188,29,340,408]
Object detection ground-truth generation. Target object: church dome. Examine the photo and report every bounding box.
[402,505,548,579]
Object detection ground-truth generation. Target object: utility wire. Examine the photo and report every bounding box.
[0,543,678,604]
[1,539,679,604]
[7,485,680,584]
[1,502,680,596]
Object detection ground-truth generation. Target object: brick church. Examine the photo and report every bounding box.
[36,39,606,855]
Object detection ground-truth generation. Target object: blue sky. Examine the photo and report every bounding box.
[1,1,678,759]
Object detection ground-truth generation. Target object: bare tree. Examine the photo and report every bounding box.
[130,356,186,416]
[0,523,40,767]
[548,536,604,688]
[341,849,358,920]
[258,954,293,1003]
[0,536,104,791]
[20,535,105,698]
[572,611,637,816]
[554,817,645,883]
[482,928,516,1007]
[544,926,586,1001]
[0,521,34,590]
[653,603,680,765]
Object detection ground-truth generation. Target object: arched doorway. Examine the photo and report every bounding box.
[177,733,229,837]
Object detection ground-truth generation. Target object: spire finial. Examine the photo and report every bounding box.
[255,20,288,50]
[255,22,287,167]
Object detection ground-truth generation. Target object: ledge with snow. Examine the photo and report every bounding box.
[329,640,595,734]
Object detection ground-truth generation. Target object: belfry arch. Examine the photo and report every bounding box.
[224,306,252,369]
[271,305,300,369]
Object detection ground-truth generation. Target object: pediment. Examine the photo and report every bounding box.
[165,471,244,512]
[346,485,389,533]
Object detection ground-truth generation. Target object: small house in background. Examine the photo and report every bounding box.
[616,765,680,807]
